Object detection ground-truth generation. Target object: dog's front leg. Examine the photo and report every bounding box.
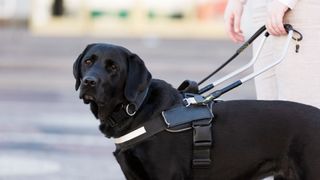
[114,149,150,180]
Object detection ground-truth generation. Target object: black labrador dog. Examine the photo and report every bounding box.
[73,43,320,180]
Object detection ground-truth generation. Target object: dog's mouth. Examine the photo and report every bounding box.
[80,91,96,104]
[79,91,115,137]
[83,94,95,104]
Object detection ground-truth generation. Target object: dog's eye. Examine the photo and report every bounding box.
[84,59,93,66]
[108,64,118,72]
[111,64,117,71]
[105,60,118,72]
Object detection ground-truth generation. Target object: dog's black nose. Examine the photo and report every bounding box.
[83,76,97,87]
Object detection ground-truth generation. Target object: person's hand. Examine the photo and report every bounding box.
[266,0,289,36]
[224,0,245,43]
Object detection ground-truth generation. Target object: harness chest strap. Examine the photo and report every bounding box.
[114,103,213,149]
[113,103,214,179]
[113,126,146,144]
[114,115,167,150]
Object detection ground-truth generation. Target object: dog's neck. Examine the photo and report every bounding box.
[104,87,149,129]
[101,79,182,139]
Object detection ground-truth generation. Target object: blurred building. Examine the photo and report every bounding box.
[11,0,228,38]
[30,0,228,38]
[0,0,30,25]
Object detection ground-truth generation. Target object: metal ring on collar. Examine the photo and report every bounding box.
[126,103,137,116]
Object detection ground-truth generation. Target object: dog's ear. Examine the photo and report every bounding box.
[124,53,151,103]
[73,53,84,91]
[73,44,95,91]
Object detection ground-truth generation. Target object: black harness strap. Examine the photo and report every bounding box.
[115,115,167,151]
[191,100,214,179]
[192,118,213,179]
[114,95,215,179]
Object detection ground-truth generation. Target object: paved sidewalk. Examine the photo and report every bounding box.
[0,27,253,180]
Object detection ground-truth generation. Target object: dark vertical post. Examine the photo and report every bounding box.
[52,0,64,16]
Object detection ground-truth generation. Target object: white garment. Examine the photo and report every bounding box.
[278,0,298,9]
[248,0,320,108]
[242,0,298,9]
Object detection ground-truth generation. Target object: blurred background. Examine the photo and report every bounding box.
[0,0,254,179]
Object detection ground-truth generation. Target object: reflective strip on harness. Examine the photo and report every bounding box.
[114,127,146,144]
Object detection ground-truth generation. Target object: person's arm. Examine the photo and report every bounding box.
[224,0,246,43]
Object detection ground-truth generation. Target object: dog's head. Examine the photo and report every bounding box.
[73,43,151,137]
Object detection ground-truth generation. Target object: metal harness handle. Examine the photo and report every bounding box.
[198,24,302,95]
[184,24,303,105]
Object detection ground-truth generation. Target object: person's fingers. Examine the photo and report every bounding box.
[226,14,237,42]
[266,0,289,36]
[271,16,282,35]
[230,29,245,43]
[268,15,287,36]
[233,9,245,42]
[266,18,276,35]
[231,31,245,43]
[232,14,245,42]
[224,0,244,43]
[276,15,287,35]
[234,11,241,33]
[234,33,245,43]
[273,13,287,35]
[226,14,244,43]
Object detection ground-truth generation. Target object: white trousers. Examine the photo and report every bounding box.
[247,0,320,108]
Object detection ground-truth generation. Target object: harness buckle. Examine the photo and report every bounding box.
[193,156,212,168]
[183,97,196,107]
[193,121,212,147]
[192,119,212,168]
[183,95,206,107]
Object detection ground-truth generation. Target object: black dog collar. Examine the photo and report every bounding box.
[106,87,149,128]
